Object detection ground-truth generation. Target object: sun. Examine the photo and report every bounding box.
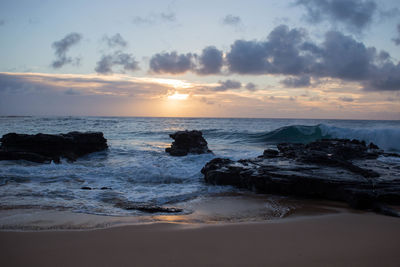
[168,92,189,100]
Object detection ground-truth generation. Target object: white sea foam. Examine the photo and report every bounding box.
[0,116,399,216]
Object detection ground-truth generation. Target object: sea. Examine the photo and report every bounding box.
[0,116,399,222]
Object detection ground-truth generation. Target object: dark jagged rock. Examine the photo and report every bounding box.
[0,131,108,163]
[165,130,212,156]
[202,139,400,217]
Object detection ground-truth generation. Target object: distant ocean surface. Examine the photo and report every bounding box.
[0,116,399,216]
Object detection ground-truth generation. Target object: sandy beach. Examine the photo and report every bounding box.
[1,212,399,267]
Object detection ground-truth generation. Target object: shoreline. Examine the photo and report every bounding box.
[0,193,350,232]
[1,212,399,266]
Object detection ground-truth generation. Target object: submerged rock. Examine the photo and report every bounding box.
[80,186,92,190]
[115,202,183,213]
[0,131,108,163]
[201,139,400,216]
[165,130,212,156]
[100,192,183,214]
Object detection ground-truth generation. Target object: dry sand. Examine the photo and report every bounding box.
[1,212,399,267]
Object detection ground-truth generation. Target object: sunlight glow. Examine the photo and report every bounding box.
[168,92,189,100]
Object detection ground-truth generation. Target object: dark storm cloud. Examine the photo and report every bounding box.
[393,24,400,45]
[222,14,241,26]
[196,46,224,75]
[149,52,194,74]
[95,51,139,74]
[103,33,127,48]
[51,32,82,69]
[281,75,311,87]
[214,80,242,91]
[132,12,176,25]
[295,0,377,32]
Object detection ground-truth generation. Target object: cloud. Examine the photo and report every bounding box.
[339,96,354,102]
[393,24,400,45]
[363,61,400,91]
[0,72,182,97]
[145,24,400,91]
[0,19,5,26]
[132,12,176,25]
[226,25,311,75]
[222,14,241,26]
[160,12,176,22]
[196,46,224,75]
[1,72,398,119]
[214,79,242,91]
[95,51,139,74]
[281,75,311,87]
[245,82,257,91]
[295,0,378,32]
[225,24,400,91]
[103,33,127,48]
[148,47,223,75]
[95,33,138,74]
[149,52,194,74]
[64,88,80,95]
[51,32,82,69]
[0,72,196,116]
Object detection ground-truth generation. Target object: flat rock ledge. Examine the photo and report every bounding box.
[201,139,400,217]
[0,131,108,163]
[166,130,212,156]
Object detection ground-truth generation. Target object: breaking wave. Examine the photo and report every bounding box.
[239,124,400,151]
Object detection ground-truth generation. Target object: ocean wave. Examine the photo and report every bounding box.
[237,124,400,152]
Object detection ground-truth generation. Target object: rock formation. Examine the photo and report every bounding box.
[201,139,400,216]
[0,131,108,163]
[166,130,212,156]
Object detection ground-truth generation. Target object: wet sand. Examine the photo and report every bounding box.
[0,193,346,230]
[1,212,400,267]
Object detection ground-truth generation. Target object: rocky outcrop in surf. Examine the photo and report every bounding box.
[201,139,400,216]
[0,131,108,163]
[166,130,212,156]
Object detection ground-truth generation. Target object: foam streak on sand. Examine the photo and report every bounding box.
[1,213,400,267]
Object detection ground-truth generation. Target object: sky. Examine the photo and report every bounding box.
[0,0,400,119]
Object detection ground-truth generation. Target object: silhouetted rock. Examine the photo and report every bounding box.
[202,139,400,217]
[165,130,212,156]
[0,151,53,163]
[0,131,108,163]
[263,149,279,158]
